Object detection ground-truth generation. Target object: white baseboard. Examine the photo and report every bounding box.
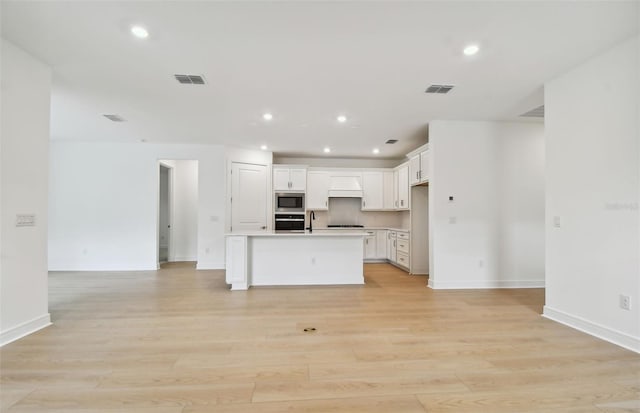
[543,306,640,354]
[196,260,225,270]
[428,279,545,289]
[0,314,51,347]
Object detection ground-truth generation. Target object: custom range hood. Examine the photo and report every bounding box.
[328,175,363,198]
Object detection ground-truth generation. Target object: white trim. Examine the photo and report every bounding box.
[196,260,225,270]
[0,314,51,347]
[428,279,545,289]
[543,306,640,354]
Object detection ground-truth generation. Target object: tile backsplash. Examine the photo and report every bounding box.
[306,198,407,229]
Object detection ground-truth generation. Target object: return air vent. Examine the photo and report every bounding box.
[520,105,545,118]
[425,84,455,94]
[174,74,206,85]
[103,114,126,122]
[385,139,398,144]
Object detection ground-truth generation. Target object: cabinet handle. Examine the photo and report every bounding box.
[325,200,327,207]
[401,200,404,207]
[394,240,396,247]
[363,200,366,207]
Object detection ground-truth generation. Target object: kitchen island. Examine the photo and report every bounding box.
[225,231,366,290]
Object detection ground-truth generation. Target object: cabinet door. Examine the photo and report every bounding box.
[397,164,409,210]
[306,171,329,210]
[376,230,387,258]
[409,154,421,186]
[382,171,395,210]
[393,169,399,209]
[362,171,384,210]
[419,150,429,183]
[364,233,376,259]
[273,168,291,191]
[289,168,307,191]
[387,233,397,262]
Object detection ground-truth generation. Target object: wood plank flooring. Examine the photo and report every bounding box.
[1,263,638,412]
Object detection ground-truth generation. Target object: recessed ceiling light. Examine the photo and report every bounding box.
[372,148,380,154]
[323,147,331,153]
[260,145,268,150]
[131,25,149,39]
[337,115,347,123]
[463,44,479,56]
[263,113,273,121]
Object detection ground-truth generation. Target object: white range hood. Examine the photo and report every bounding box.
[328,175,363,198]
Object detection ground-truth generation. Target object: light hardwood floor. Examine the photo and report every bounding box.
[1,263,638,412]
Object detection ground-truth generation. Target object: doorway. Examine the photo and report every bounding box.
[158,163,172,263]
[157,160,199,267]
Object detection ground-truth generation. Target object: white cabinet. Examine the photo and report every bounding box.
[419,150,430,183]
[363,231,376,259]
[387,231,397,262]
[376,230,387,258]
[395,231,410,269]
[306,171,329,210]
[383,171,395,210]
[409,154,421,186]
[396,163,409,210]
[409,149,430,186]
[273,167,306,191]
[362,172,384,210]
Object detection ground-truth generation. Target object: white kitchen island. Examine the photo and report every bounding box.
[225,231,366,290]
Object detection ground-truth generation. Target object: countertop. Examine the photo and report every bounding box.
[226,230,367,237]
[320,227,410,232]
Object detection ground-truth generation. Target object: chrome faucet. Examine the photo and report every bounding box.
[307,210,315,232]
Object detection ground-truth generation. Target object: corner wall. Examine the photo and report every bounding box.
[544,35,640,352]
[428,120,545,289]
[0,40,52,345]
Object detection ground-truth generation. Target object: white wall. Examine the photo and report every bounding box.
[166,160,198,262]
[49,142,225,271]
[0,39,52,345]
[428,120,545,289]
[544,35,639,352]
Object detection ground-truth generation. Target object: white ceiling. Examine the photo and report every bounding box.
[2,1,638,159]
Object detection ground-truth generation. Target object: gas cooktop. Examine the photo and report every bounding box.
[327,224,365,228]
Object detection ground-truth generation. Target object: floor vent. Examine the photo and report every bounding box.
[425,84,455,94]
[103,114,126,122]
[174,74,206,85]
[520,105,545,118]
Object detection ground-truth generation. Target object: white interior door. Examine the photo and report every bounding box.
[231,162,268,232]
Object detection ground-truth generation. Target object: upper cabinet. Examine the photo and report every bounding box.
[362,172,384,210]
[383,171,395,210]
[396,162,410,210]
[408,145,430,186]
[306,171,330,210]
[273,166,306,191]
[419,150,430,183]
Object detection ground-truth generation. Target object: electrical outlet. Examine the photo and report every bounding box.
[553,216,561,228]
[619,295,631,311]
[449,216,457,224]
[16,214,36,227]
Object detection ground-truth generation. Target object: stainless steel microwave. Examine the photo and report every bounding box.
[275,192,305,212]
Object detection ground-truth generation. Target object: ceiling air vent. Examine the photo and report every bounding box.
[174,74,206,85]
[103,114,126,122]
[520,105,545,118]
[425,84,455,94]
[385,139,398,144]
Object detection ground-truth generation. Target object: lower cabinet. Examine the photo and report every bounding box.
[363,229,410,271]
[363,231,376,259]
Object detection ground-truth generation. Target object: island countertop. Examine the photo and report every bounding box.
[225,230,366,237]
